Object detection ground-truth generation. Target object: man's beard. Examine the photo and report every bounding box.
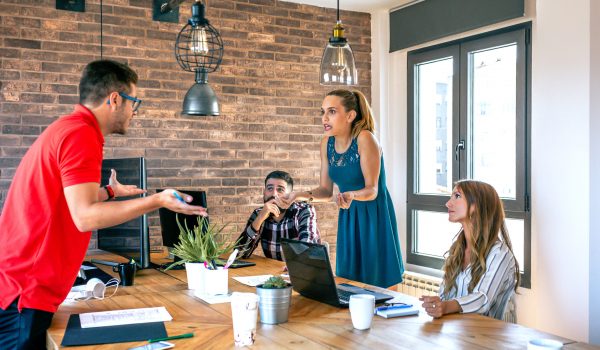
[112,109,129,135]
[264,196,285,212]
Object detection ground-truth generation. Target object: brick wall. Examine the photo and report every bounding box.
[0,0,371,263]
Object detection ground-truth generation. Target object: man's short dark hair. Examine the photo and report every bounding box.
[79,59,138,107]
[265,170,293,191]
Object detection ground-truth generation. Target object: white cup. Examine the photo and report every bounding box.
[349,294,375,330]
[85,278,105,298]
[203,267,228,296]
[231,292,259,347]
[527,339,563,350]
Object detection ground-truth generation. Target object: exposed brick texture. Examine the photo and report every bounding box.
[0,0,371,265]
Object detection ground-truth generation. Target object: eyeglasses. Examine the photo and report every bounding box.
[118,92,142,112]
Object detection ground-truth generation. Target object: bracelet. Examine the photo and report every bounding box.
[104,185,115,200]
[306,190,313,203]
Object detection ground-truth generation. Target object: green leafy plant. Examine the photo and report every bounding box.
[165,215,241,270]
[260,276,289,289]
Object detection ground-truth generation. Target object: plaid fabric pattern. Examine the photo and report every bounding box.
[237,202,320,261]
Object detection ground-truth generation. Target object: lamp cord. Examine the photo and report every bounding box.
[337,0,339,22]
[100,0,103,59]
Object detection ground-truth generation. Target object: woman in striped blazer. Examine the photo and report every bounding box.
[420,180,520,320]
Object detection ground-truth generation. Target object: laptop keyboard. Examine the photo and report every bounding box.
[337,288,356,304]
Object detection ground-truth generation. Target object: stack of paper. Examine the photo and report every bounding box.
[79,307,172,328]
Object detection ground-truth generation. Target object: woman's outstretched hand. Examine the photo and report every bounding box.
[279,192,298,208]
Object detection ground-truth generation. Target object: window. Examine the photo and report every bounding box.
[407,24,531,288]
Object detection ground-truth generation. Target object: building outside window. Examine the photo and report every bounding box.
[406,24,531,287]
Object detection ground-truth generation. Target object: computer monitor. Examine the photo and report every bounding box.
[158,189,208,267]
[96,157,152,269]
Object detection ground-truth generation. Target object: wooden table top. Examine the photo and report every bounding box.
[46,253,597,349]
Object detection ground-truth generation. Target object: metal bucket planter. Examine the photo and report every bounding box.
[256,284,292,324]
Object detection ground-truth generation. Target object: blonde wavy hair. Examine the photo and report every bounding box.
[441,180,520,298]
[326,89,375,138]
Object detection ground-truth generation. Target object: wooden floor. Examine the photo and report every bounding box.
[46,253,598,349]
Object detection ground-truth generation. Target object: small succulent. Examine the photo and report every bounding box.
[261,276,288,289]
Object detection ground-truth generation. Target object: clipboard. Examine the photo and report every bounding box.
[61,314,167,346]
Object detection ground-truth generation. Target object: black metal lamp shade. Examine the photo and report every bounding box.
[174,1,223,116]
[182,70,219,116]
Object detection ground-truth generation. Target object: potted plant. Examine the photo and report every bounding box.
[166,216,240,295]
[256,276,292,324]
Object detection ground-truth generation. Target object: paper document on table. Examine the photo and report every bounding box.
[232,275,273,287]
[194,291,232,304]
[79,307,172,328]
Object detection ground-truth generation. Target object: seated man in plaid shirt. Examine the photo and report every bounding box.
[237,170,321,261]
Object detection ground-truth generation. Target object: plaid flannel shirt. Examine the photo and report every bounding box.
[237,201,320,261]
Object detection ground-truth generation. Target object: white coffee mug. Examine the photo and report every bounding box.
[85,278,106,298]
[349,294,375,330]
[527,339,563,350]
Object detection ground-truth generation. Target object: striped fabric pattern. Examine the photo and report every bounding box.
[441,241,517,320]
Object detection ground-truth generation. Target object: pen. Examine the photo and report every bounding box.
[224,249,239,269]
[148,332,194,343]
[172,191,186,203]
[376,304,412,311]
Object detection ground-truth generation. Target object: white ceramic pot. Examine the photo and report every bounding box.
[185,262,205,291]
[202,267,228,296]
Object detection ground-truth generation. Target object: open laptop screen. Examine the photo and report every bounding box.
[281,239,341,306]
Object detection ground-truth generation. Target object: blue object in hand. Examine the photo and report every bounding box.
[172,191,186,203]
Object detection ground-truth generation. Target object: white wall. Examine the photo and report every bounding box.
[589,0,600,344]
[372,0,594,343]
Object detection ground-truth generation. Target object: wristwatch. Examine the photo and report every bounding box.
[104,185,115,200]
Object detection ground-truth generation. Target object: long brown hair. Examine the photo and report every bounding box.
[441,180,520,297]
[326,89,374,138]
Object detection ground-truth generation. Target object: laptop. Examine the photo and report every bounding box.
[281,238,394,308]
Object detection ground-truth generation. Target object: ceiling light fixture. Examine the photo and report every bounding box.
[319,0,358,86]
[174,0,223,116]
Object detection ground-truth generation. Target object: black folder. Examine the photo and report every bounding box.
[61,314,167,346]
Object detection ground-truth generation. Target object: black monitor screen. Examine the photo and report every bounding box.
[158,190,208,248]
[97,157,150,269]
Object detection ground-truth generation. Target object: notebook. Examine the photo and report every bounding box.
[280,238,394,308]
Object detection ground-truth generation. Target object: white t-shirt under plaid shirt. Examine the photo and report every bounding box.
[440,241,517,320]
[238,202,320,261]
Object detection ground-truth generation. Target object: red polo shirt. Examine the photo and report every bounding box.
[0,105,104,313]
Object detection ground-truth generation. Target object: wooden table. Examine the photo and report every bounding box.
[47,254,597,349]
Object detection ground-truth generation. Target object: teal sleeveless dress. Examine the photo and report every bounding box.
[328,136,404,288]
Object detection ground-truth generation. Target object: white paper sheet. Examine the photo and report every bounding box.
[79,307,172,328]
[193,291,232,304]
[232,275,273,287]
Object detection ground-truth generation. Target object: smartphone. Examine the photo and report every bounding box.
[128,341,174,350]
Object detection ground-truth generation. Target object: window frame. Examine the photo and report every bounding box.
[406,23,531,288]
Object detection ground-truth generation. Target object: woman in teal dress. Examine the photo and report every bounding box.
[281,89,403,288]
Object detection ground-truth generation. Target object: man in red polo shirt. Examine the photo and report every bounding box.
[0,60,207,349]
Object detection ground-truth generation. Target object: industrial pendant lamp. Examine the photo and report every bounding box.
[174,0,223,116]
[319,0,358,86]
